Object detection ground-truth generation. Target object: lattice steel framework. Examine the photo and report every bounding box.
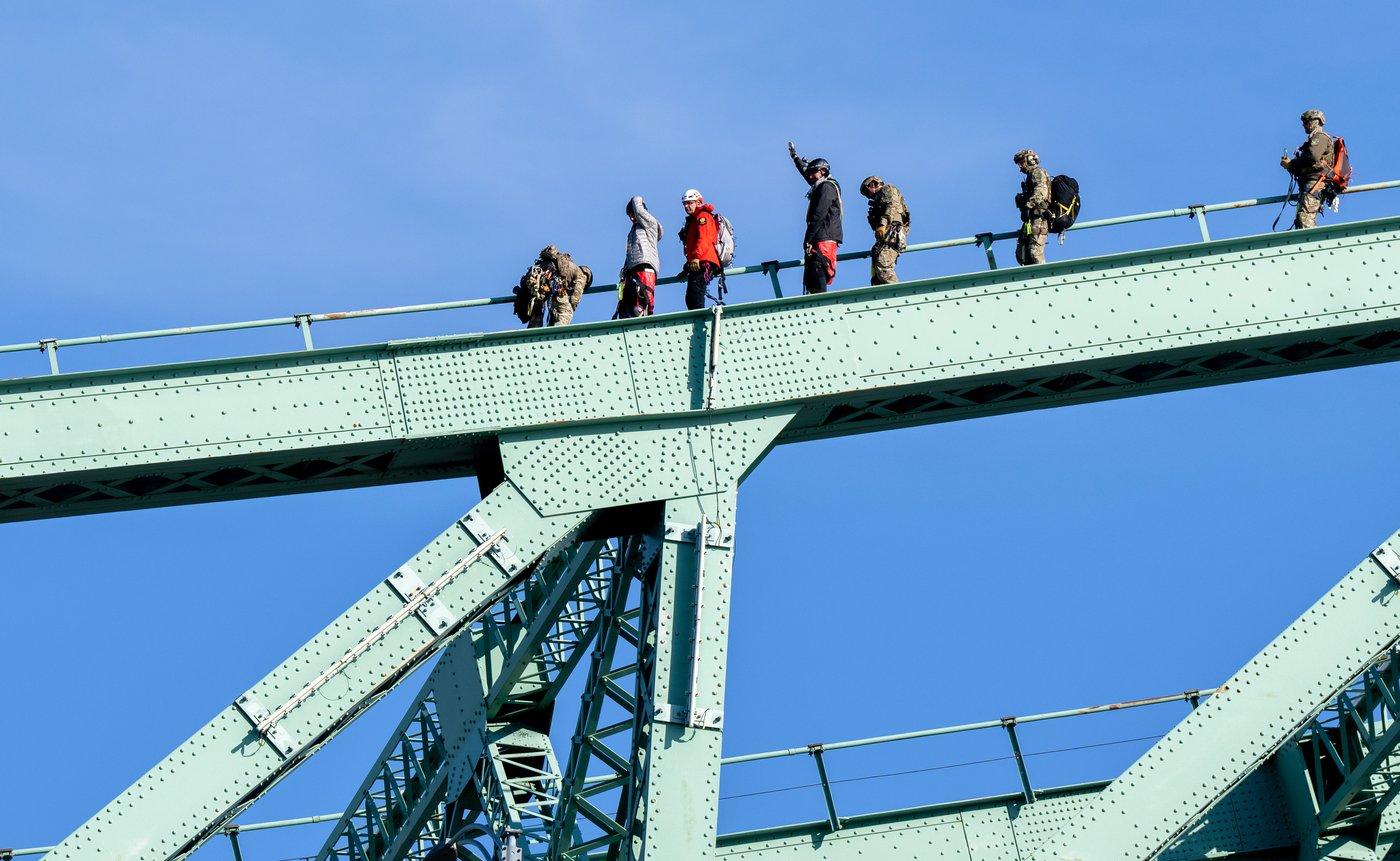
[13,218,1400,861]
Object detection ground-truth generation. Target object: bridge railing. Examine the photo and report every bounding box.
[0,687,1213,859]
[712,687,1211,832]
[3,181,1398,378]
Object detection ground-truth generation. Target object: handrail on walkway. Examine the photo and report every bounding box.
[4,180,1399,377]
[0,687,1212,857]
[595,687,1213,832]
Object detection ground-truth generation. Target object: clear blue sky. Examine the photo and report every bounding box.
[5,2,1400,857]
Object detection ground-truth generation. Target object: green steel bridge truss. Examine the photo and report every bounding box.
[8,213,1400,859]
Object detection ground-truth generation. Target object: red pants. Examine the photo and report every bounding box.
[619,267,656,317]
[804,241,838,294]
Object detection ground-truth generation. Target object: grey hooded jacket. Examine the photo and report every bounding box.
[623,196,663,272]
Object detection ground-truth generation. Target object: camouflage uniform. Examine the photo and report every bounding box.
[1014,160,1051,266]
[863,177,910,285]
[521,246,589,328]
[1284,118,1334,230]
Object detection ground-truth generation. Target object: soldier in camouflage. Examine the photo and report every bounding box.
[1013,149,1051,266]
[861,176,910,285]
[516,245,590,328]
[1281,109,1335,230]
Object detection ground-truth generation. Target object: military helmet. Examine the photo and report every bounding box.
[860,176,883,197]
[1301,109,1326,125]
[681,189,703,203]
[806,158,831,175]
[539,245,559,261]
[1013,149,1039,166]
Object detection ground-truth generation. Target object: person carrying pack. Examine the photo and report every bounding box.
[678,189,722,310]
[1046,174,1081,237]
[861,175,911,285]
[1280,109,1346,230]
[515,245,590,328]
[1013,149,1053,265]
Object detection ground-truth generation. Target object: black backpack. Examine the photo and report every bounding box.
[1048,175,1081,234]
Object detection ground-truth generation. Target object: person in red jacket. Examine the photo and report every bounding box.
[677,188,720,310]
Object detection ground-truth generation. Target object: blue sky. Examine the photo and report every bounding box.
[5,1,1400,857]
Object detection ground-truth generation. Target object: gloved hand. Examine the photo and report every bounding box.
[685,259,702,274]
[874,225,887,243]
[788,141,798,159]
[1279,155,1291,169]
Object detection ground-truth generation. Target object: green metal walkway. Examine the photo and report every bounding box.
[8,207,1400,861]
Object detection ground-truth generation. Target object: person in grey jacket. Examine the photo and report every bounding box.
[618,195,662,317]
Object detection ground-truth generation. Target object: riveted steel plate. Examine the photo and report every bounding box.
[1046,531,1400,860]
[499,409,796,517]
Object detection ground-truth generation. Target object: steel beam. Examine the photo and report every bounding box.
[44,481,593,861]
[5,219,1400,521]
[615,496,737,860]
[1042,532,1400,860]
[315,540,609,861]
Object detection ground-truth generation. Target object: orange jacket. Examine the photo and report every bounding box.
[680,203,721,268]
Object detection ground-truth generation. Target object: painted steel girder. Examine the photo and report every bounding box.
[624,497,737,861]
[42,411,794,860]
[5,217,1400,521]
[1040,533,1400,861]
[552,540,654,861]
[316,635,485,861]
[1304,646,1400,836]
[316,541,608,861]
[46,480,593,861]
[709,769,1304,861]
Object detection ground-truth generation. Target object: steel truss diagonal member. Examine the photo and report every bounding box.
[315,633,486,861]
[317,540,617,861]
[320,546,610,861]
[45,480,594,861]
[1041,532,1400,861]
[552,501,737,861]
[551,538,656,860]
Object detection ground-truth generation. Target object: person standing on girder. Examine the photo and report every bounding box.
[678,188,721,311]
[860,175,910,284]
[1013,149,1052,265]
[788,142,843,294]
[1280,109,1335,230]
[618,195,662,318]
[514,245,591,328]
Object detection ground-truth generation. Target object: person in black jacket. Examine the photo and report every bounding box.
[788,142,843,294]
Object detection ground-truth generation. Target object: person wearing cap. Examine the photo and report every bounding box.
[788,142,843,294]
[677,189,720,310]
[1281,109,1335,229]
[517,244,591,327]
[860,176,910,285]
[618,195,662,318]
[1013,149,1051,265]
